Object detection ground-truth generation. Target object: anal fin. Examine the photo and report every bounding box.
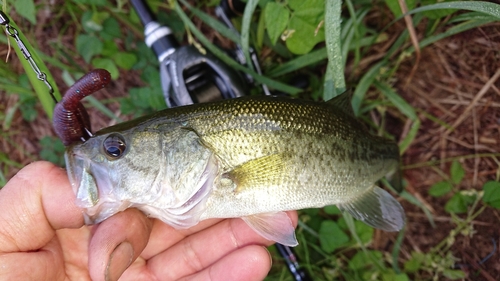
[242,212,298,247]
[337,186,405,232]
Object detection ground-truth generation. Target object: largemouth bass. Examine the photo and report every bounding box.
[65,91,405,246]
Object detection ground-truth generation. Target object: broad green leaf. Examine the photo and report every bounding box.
[73,0,106,5]
[14,0,36,24]
[442,269,466,280]
[127,86,165,112]
[348,250,383,271]
[100,17,122,40]
[39,136,65,167]
[285,0,325,55]
[112,52,138,70]
[404,252,425,273]
[382,271,410,281]
[91,58,119,79]
[81,11,106,33]
[141,65,162,90]
[76,34,103,62]
[354,220,374,244]
[482,181,500,208]
[286,15,324,54]
[288,0,324,11]
[324,205,341,215]
[101,40,120,57]
[450,160,465,184]
[20,98,37,122]
[445,193,475,214]
[264,2,289,45]
[428,181,453,197]
[319,220,349,253]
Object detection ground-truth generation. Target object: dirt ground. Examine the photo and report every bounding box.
[395,24,500,280]
[1,6,500,281]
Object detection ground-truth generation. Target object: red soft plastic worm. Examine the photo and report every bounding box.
[53,69,111,146]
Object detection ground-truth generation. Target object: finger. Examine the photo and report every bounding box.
[147,211,297,280]
[88,208,153,281]
[180,245,272,281]
[141,218,223,260]
[0,237,67,280]
[0,161,85,280]
[0,161,84,252]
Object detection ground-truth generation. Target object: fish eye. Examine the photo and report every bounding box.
[103,134,126,159]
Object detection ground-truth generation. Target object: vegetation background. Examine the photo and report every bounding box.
[0,0,499,280]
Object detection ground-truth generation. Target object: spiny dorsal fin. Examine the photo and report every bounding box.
[326,89,354,116]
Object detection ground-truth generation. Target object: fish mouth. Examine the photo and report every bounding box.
[65,151,129,224]
[65,150,218,227]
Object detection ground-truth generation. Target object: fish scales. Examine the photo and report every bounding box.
[164,97,398,217]
[66,93,405,246]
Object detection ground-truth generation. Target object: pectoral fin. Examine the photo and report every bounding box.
[226,153,288,192]
[337,186,405,232]
[242,212,298,247]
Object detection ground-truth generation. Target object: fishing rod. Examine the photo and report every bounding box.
[130,0,310,280]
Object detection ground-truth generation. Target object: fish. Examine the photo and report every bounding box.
[65,91,405,247]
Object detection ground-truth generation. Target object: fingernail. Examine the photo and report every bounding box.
[106,242,134,281]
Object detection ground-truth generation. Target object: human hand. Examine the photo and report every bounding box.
[0,161,298,281]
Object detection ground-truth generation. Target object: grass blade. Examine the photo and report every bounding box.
[374,80,417,120]
[352,60,385,116]
[392,226,406,274]
[241,0,259,72]
[406,1,500,20]
[3,16,61,119]
[323,0,346,100]
[399,119,420,155]
[183,2,240,44]
[267,48,327,77]
[175,1,301,95]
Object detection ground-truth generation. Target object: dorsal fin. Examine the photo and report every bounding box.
[326,89,354,116]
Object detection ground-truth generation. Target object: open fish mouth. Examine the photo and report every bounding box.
[65,151,127,224]
[65,149,218,226]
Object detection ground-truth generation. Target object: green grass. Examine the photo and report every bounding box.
[2,0,500,280]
